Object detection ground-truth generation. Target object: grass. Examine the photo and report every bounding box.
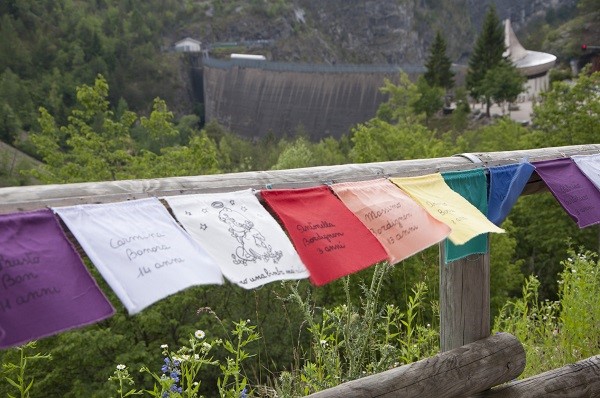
[0,141,41,187]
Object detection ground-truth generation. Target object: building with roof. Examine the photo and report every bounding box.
[174,37,202,53]
[504,19,556,100]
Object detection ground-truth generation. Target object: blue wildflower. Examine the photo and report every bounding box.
[161,391,169,398]
[173,360,181,367]
[241,387,248,398]
[170,371,180,382]
[161,364,168,373]
[164,357,171,365]
[170,384,182,393]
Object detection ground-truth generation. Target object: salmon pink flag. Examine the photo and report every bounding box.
[390,174,504,245]
[261,186,388,286]
[330,179,450,264]
[0,210,114,348]
[533,158,600,228]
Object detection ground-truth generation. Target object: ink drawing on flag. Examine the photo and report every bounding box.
[164,190,308,289]
[53,198,223,315]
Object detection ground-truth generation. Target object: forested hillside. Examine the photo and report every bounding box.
[0,0,589,151]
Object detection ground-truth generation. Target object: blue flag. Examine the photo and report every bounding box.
[488,162,534,226]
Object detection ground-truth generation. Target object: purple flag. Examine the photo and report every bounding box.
[0,210,114,348]
[533,158,600,228]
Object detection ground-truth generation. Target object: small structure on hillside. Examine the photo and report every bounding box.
[174,37,202,53]
[504,19,556,100]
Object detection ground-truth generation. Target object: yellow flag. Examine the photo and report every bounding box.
[390,173,504,245]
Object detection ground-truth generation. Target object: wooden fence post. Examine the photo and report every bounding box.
[439,239,490,352]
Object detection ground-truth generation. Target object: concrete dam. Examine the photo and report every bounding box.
[197,58,423,140]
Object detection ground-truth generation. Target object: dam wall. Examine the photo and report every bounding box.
[201,58,423,139]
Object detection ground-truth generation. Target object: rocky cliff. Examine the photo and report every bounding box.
[189,0,577,66]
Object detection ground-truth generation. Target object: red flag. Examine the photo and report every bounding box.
[261,186,388,285]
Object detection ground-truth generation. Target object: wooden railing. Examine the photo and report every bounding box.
[2,143,600,397]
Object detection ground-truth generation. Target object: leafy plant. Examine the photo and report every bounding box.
[2,342,51,398]
[494,249,600,377]
[276,263,439,396]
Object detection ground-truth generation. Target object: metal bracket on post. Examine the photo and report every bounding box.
[454,153,484,165]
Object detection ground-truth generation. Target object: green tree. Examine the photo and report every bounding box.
[271,137,315,170]
[29,75,136,183]
[140,97,180,152]
[456,117,539,153]
[424,31,454,91]
[532,70,600,146]
[350,118,449,163]
[480,61,526,114]
[28,74,222,183]
[412,76,445,124]
[466,4,506,116]
[376,73,423,125]
[0,68,34,142]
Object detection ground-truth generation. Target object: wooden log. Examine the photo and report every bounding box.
[1,144,599,214]
[439,242,490,352]
[471,355,600,398]
[305,332,525,398]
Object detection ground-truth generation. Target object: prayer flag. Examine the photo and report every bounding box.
[390,174,504,245]
[488,162,535,225]
[330,179,450,264]
[0,210,114,348]
[442,169,489,262]
[572,154,600,191]
[533,158,600,228]
[164,190,309,289]
[261,186,388,286]
[54,198,223,315]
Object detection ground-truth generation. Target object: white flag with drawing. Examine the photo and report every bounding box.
[165,189,309,289]
[53,198,223,315]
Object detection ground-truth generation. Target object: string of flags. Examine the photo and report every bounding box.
[2,155,600,348]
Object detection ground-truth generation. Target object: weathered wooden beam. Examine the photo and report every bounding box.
[305,332,525,398]
[439,242,490,352]
[1,144,599,214]
[471,355,600,398]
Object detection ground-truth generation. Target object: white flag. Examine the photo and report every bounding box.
[53,198,223,315]
[572,154,600,191]
[164,189,308,289]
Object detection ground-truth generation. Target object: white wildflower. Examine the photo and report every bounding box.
[116,364,126,370]
[195,330,206,340]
